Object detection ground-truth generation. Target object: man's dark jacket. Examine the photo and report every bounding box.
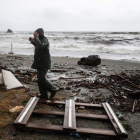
[31,33,51,69]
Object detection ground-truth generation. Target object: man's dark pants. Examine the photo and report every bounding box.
[37,68,58,98]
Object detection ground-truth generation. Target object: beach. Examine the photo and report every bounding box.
[0,54,140,140]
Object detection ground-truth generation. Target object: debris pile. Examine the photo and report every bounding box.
[0,56,139,113]
[12,69,36,84]
[99,72,140,98]
[92,73,140,112]
[68,79,103,89]
[66,72,140,112]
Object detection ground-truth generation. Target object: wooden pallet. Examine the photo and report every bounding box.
[14,97,128,138]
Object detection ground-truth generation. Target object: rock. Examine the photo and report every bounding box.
[75,133,80,138]
[59,87,64,90]
[79,106,85,109]
[70,133,80,138]
[95,93,102,97]
[116,112,121,116]
[65,86,71,90]
[56,120,63,125]
[135,138,140,140]
[118,114,124,120]
[9,106,24,113]
[78,55,101,66]
[56,105,63,109]
[74,37,79,40]
[7,29,13,33]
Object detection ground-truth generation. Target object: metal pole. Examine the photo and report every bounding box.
[9,43,14,54]
[11,43,13,53]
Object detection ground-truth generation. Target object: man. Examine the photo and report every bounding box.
[29,28,58,99]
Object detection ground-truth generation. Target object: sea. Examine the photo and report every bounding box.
[0,31,140,61]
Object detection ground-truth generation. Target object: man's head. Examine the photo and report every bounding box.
[35,28,44,36]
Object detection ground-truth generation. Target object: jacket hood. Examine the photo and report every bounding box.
[35,28,44,35]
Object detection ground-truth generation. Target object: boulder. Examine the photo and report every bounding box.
[78,55,101,66]
[7,29,13,33]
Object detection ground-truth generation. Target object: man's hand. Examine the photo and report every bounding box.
[34,31,39,37]
[29,37,34,42]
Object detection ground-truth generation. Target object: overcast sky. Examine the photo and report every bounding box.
[0,0,140,31]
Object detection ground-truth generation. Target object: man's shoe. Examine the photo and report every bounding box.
[50,90,57,99]
[36,95,48,100]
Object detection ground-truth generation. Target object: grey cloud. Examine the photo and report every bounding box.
[0,0,140,31]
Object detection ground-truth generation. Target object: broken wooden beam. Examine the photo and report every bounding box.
[39,99,102,108]
[50,69,68,72]
[33,109,108,120]
[132,99,137,113]
[102,102,128,138]
[63,99,76,131]
[14,97,39,126]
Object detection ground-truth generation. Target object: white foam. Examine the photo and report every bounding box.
[0,31,140,61]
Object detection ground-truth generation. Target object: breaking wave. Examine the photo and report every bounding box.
[0,31,140,61]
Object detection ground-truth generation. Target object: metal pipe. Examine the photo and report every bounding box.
[105,103,126,134]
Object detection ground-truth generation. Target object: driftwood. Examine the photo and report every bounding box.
[50,75,87,81]
[117,74,140,89]
[59,76,86,80]
[50,69,68,72]
[132,100,137,113]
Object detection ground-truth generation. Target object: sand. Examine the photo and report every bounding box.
[0,54,140,140]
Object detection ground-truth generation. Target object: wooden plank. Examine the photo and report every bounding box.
[26,123,63,132]
[103,103,128,138]
[63,100,71,130]
[14,97,39,126]
[2,69,24,90]
[77,128,117,137]
[39,99,66,105]
[76,113,108,120]
[26,123,117,137]
[14,97,34,125]
[33,109,108,120]
[0,73,4,85]
[72,100,76,129]
[39,99,102,108]
[50,69,68,72]
[102,103,121,135]
[63,100,76,131]
[34,109,64,116]
[75,102,102,108]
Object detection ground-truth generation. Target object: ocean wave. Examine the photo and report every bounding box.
[0,32,140,61]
